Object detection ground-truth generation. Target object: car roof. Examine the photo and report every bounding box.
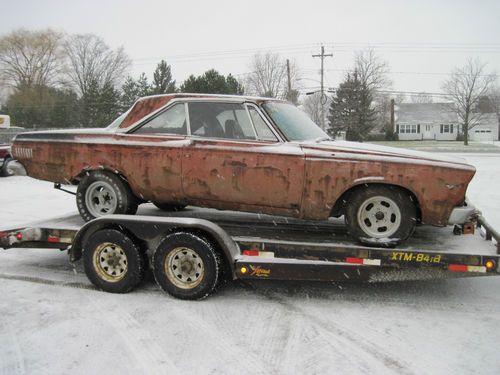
[119,93,284,130]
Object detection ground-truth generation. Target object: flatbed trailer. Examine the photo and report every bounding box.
[1,206,499,299]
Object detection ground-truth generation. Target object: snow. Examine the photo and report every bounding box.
[1,152,500,374]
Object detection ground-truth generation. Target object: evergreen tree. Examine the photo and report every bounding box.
[327,72,376,142]
[180,69,244,95]
[120,73,152,110]
[80,81,121,128]
[4,85,79,128]
[151,60,176,95]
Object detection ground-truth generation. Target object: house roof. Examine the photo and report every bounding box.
[395,103,457,124]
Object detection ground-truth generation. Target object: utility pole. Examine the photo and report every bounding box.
[286,59,292,101]
[312,45,333,130]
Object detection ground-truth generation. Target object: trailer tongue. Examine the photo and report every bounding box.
[1,208,499,299]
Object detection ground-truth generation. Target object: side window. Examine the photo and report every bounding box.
[188,102,256,140]
[248,106,278,141]
[133,103,187,135]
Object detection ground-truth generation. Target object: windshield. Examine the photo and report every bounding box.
[262,102,329,141]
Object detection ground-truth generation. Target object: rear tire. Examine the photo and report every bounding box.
[1,157,15,177]
[344,185,416,246]
[153,232,220,300]
[76,171,138,222]
[83,229,145,293]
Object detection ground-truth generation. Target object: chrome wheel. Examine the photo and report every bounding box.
[165,247,205,289]
[85,181,117,217]
[357,195,402,238]
[93,242,128,282]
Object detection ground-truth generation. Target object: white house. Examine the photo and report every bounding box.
[394,103,499,142]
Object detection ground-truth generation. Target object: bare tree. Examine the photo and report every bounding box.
[245,52,300,99]
[411,92,434,103]
[302,92,324,125]
[354,48,392,93]
[442,58,497,145]
[0,28,63,88]
[64,34,131,96]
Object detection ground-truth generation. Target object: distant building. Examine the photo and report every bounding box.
[394,103,499,142]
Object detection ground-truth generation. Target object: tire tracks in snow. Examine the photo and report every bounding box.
[0,324,26,375]
[249,287,415,375]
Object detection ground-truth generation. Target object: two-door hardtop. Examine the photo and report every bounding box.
[12,93,476,244]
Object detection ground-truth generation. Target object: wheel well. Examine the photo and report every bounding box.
[330,183,422,223]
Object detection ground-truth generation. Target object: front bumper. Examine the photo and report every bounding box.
[448,199,480,225]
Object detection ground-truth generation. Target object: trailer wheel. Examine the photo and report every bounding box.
[152,202,187,212]
[83,229,145,293]
[76,171,138,222]
[345,185,416,245]
[153,232,220,300]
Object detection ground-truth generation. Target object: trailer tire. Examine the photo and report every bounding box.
[76,171,138,222]
[153,232,220,300]
[83,229,145,293]
[345,185,416,246]
[152,202,187,212]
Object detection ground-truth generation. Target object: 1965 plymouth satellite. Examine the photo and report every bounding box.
[11,93,476,244]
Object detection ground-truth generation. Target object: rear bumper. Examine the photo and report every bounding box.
[448,199,480,225]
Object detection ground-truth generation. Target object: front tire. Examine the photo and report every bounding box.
[83,229,146,293]
[344,185,416,245]
[153,232,221,300]
[76,171,138,222]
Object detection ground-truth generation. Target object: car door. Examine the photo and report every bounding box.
[112,102,189,203]
[182,101,305,213]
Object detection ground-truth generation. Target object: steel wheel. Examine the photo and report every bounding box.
[357,195,402,238]
[153,232,221,300]
[76,171,138,222]
[344,185,417,246]
[93,242,128,282]
[83,229,145,293]
[85,181,118,217]
[165,246,205,289]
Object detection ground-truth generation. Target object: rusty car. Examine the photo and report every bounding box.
[11,93,477,245]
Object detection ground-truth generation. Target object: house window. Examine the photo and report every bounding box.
[398,124,419,134]
[440,124,454,133]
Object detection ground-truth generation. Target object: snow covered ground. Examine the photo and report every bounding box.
[1,153,500,375]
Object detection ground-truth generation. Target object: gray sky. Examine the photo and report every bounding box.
[1,0,499,98]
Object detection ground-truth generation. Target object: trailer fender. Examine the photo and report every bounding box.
[70,215,240,276]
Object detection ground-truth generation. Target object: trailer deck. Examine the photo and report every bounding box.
[1,206,499,285]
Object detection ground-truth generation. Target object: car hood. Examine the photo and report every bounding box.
[301,140,474,170]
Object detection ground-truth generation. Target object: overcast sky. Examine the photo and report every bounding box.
[1,0,499,98]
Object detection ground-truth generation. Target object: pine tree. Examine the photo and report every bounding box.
[180,69,244,95]
[327,72,376,142]
[151,60,176,95]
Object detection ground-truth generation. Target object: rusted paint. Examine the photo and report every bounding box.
[120,96,174,129]
[12,94,475,227]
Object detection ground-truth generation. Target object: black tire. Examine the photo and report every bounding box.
[153,232,221,300]
[1,157,15,177]
[83,229,146,293]
[152,201,187,212]
[344,185,416,246]
[76,171,138,222]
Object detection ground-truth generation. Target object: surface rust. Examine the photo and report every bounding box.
[12,94,475,226]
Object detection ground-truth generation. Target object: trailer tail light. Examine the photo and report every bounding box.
[345,257,381,266]
[240,267,248,274]
[485,260,495,270]
[242,250,274,258]
[47,235,60,243]
[16,232,22,241]
[448,264,486,273]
